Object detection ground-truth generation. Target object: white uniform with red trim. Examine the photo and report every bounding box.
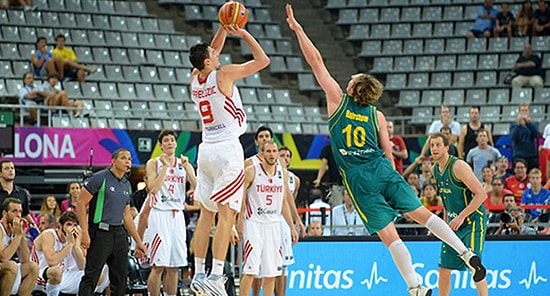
[142,157,188,268]
[30,229,66,289]
[281,170,298,267]
[242,163,284,277]
[191,70,246,212]
[1,222,22,295]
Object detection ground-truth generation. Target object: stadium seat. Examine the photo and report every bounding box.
[381,7,399,22]
[443,90,464,106]
[274,89,292,104]
[456,106,470,123]
[423,6,442,21]
[424,38,444,54]
[412,23,432,38]
[123,66,142,81]
[436,55,456,70]
[488,89,510,104]
[382,40,402,55]
[402,7,421,22]
[411,107,433,124]
[373,57,393,72]
[394,56,414,72]
[359,8,378,22]
[337,9,358,25]
[457,54,477,70]
[454,72,474,87]
[467,38,487,52]
[105,31,123,47]
[348,25,370,40]
[360,40,382,56]
[465,89,487,105]
[403,39,423,54]
[443,5,463,20]
[476,71,497,87]
[392,24,411,38]
[421,90,442,106]
[138,33,156,48]
[534,88,550,103]
[489,37,508,52]
[397,90,420,107]
[384,73,406,90]
[371,24,391,38]
[433,22,453,37]
[415,56,434,71]
[511,88,533,104]
[431,72,451,88]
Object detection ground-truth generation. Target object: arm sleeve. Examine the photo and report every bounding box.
[83,171,104,196]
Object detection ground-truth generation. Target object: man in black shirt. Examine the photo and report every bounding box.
[0,160,33,224]
[77,148,147,296]
[511,43,544,88]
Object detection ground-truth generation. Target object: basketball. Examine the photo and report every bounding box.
[218,1,248,28]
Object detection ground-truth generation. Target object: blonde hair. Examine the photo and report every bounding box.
[352,73,384,107]
[529,168,542,177]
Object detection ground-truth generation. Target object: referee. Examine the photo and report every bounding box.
[76,148,147,296]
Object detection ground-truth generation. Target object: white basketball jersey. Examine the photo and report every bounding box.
[149,157,186,211]
[1,222,12,247]
[250,154,262,167]
[245,163,285,223]
[30,229,66,271]
[288,171,297,195]
[191,71,247,143]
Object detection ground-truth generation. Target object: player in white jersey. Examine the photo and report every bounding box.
[277,146,303,296]
[188,23,270,296]
[138,129,197,296]
[0,198,39,296]
[31,211,109,295]
[238,140,298,296]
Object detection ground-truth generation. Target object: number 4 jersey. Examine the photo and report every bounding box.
[191,70,247,143]
[245,163,285,224]
[149,157,187,211]
[328,94,384,172]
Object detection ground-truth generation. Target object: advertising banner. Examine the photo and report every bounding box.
[288,240,549,295]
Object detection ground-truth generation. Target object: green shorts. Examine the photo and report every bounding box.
[438,219,486,270]
[341,157,422,234]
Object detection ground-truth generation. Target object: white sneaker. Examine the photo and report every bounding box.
[460,249,486,282]
[408,285,432,296]
[190,273,207,295]
[203,274,228,296]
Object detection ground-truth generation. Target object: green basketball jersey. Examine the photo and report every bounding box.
[328,94,384,172]
[433,155,486,225]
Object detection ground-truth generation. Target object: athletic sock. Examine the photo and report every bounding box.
[194,257,206,274]
[425,214,468,254]
[211,258,225,276]
[388,239,419,288]
[46,283,61,296]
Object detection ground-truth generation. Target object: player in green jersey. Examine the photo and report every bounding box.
[430,133,488,296]
[285,4,486,296]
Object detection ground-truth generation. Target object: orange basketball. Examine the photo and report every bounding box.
[218,1,248,28]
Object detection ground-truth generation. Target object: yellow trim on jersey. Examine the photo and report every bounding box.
[328,95,348,134]
[341,169,369,223]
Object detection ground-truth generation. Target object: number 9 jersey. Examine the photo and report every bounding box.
[191,70,247,143]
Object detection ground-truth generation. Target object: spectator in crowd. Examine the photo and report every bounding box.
[466,0,499,38]
[485,177,514,216]
[331,189,368,236]
[420,183,443,218]
[440,126,459,157]
[37,194,60,223]
[521,168,550,222]
[313,142,344,205]
[458,106,494,159]
[511,43,544,88]
[0,0,36,11]
[495,156,513,181]
[493,2,515,39]
[481,166,495,192]
[510,103,540,170]
[0,160,33,225]
[541,122,550,181]
[306,221,323,237]
[31,37,64,79]
[19,72,53,124]
[516,0,535,36]
[504,158,530,204]
[51,34,96,82]
[404,156,433,190]
[36,72,83,116]
[533,0,550,36]
[465,129,501,181]
[60,181,80,213]
[0,198,40,296]
[406,172,421,192]
[428,106,461,143]
[38,213,56,232]
[307,188,331,236]
[494,206,537,235]
[388,120,408,175]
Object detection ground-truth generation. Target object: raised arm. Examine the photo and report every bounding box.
[145,157,167,195]
[286,4,342,116]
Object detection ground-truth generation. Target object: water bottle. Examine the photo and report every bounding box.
[29,225,40,241]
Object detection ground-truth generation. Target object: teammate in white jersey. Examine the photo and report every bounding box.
[0,198,39,296]
[277,146,302,296]
[188,23,270,296]
[138,129,197,296]
[238,140,298,296]
[31,211,109,295]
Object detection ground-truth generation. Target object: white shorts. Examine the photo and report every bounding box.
[142,209,188,268]
[10,263,22,295]
[196,139,244,212]
[242,220,283,277]
[280,219,295,266]
[59,265,109,294]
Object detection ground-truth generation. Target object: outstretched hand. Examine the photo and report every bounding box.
[285,4,301,31]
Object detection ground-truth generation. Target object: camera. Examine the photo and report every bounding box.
[500,212,515,224]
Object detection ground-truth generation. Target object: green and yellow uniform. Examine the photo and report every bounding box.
[328,94,422,234]
[433,155,487,270]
